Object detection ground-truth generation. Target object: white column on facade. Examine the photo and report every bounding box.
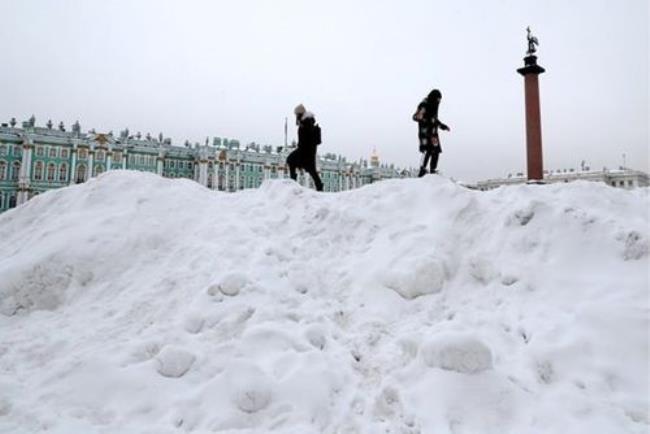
[156,156,163,176]
[198,161,208,186]
[225,163,230,191]
[213,163,218,189]
[235,160,240,190]
[69,148,77,185]
[17,141,32,205]
[19,142,31,180]
[106,149,112,171]
[87,149,94,179]
[122,150,127,170]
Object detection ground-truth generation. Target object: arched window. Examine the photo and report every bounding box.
[9,194,16,209]
[0,161,6,180]
[34,161,43,181]
[93,164,104,177]
[47,163,56,181]
[0,192,4,209]
[76,164,87,183]
[11,162,21,181]
[59,163,68,182]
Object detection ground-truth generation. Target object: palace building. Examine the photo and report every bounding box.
[0,116,412,213]
[469,167,649,191]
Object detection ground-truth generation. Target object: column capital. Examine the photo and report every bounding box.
[517,55,545,75]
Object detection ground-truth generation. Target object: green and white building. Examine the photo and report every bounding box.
[0,116,412,213]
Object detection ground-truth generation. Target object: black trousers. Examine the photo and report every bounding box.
[287,150,323,191]
[419,149,440,177]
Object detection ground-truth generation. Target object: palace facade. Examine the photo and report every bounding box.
[0,116,413,213]
[468,167,649,191]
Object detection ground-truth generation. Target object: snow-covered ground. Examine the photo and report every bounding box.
[0,171,648,434]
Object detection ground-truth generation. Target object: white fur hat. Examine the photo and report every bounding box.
[294,104,306,115]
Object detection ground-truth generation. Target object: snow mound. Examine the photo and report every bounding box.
[0,171,648,434]
[421,332,493,373]
[156,347,196,378]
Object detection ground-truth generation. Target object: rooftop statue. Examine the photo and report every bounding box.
[526,26,539,56]
[72,120,81,134]
[10,118,16,128]
[47,119,53,129]
[58,121,65,132]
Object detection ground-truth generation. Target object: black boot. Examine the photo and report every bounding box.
[418,167,427,178]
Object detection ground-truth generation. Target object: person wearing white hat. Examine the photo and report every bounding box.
[286,104,323,191]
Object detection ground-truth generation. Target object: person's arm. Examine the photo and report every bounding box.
[412,105,426,122]
[436,119,451,131]
[297,126,307,148]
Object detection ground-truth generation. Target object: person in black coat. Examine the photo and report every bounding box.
[412,89,451,177]
[287,104,324,191]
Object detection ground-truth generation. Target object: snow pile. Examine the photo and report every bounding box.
[0,171,648,434]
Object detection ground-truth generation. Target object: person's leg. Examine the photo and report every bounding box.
[305,165,324,191]
[419,150,431,177]
[286,152,298,180]
[429,151,440,173]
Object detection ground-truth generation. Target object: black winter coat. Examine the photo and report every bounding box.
[287,116,318,170]
[413,99,449,153]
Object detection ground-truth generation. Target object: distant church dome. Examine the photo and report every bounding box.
[370,148,380,168]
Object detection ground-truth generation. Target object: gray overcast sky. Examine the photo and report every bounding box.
[1,0,648,182]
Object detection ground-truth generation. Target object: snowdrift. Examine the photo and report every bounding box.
[0,171,648,434]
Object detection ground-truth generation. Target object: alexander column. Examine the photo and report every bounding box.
[517,27,546,182]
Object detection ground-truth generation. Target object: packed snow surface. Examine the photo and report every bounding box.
[0,171,648,434]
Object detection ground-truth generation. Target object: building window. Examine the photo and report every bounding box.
[34,161,43,181]
[0,161,6,180]
[36,146,45,157]
[113,151,122,164]
[76,164,87,183]
[9,194,16,209]
[96,150,105,162]
[47,163,56,181]
[0,192,4,209]
[11,162,20,181]
[78,149,88,159]
[94,165,104,177]
[61,149,69,159]
[619,181,625,187]
[59,163,68,182]
[49,147,57,158]
[0,144,6,156]
[139,155,145,165]
[627,180,633,187]
[14,146,22,157]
